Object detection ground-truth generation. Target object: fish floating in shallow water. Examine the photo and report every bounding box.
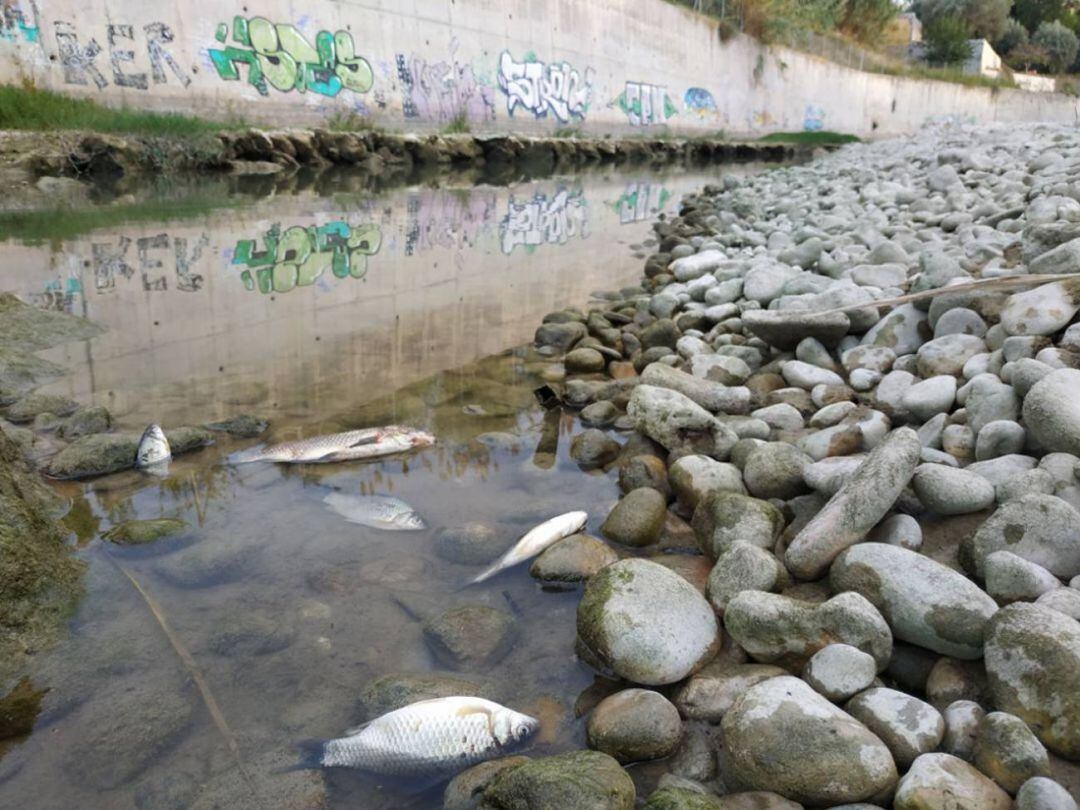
[469,511,588,584]
[293,696,538,776]
[324,493,426,531]
[229,425,434,465]
[136,424,170,473]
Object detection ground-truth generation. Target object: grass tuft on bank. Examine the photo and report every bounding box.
[0,84,230,136]
[759,130,861,145]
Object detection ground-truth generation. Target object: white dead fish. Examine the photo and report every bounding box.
[293,696,538,776]
[469,511,588,585]
[324,493,426,531]
[136,424,171,470]
[230,425,434,465]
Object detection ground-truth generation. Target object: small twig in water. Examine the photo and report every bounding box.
[114,562,256,791]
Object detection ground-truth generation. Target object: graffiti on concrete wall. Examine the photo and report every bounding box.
[209,17,373,98]
[616,81,677,126]
[396,48,495,123]
[0,0,38,43]
[803,104,825,132]
[500,188,587,254]
[683,87,717,119]
[497,51,592,122]
[91,234,206,292]
[232,221,381,293]
[54,20,190,90]
[613,182,671,224]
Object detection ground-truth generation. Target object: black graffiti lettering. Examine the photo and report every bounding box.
[106,24,148,89]
[91,237,133,291]
[136,234,169,290]
[144,22,191,88]
[173,235,207,292]
[54,21,107,89]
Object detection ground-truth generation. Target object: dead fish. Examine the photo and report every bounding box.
[324,493,426,531]
[469,511,588,585]
[136,424,171,471]
[229,425,434,465]
[291,696,538,776]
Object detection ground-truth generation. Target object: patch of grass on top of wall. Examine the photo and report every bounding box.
[759,131,861,144]
[0,84,230,136]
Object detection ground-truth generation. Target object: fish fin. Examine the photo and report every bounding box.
[342,721,372,736]
[348,435,380,448]
[274,739,326,773]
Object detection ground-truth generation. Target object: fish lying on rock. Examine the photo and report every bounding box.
[324,492,426,531]
[291,696,538,776]
[229,425,434,464]
[135,424,171,473]
[469,511,588,584]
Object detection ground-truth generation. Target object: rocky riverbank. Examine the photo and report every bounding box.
[472,122,1080,808]
[0,128,811,210]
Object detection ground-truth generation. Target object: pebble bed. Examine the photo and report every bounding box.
[475,122,1080,810]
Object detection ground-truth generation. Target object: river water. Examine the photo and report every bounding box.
[0,163,770,809]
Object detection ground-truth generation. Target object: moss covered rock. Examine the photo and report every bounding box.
[0,427,83,683]
[103,518,189,546]
[480,749,634,809]
[46,426,214,479]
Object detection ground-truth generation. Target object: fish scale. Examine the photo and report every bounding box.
[324,711,499,774]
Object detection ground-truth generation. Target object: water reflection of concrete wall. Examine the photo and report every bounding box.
[4,172,701,427]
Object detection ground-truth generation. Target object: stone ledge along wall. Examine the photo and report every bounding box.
[0,0,1077,137]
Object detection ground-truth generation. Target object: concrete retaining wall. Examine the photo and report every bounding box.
[1,0,1077,136]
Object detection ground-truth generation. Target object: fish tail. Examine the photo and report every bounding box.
[274,739,326,773]
[465,565,497,587]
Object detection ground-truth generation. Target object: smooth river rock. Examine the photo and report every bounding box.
[577,559,720,686]
[1023,368,1080,455]
[962,493,1080,580]
[894,753,1012,810]
[722,676,898,806]
[984,603,1080,759]
[785,427,922,579]
[831,543,999,659]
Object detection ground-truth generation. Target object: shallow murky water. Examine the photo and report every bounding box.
[0,163,769,809]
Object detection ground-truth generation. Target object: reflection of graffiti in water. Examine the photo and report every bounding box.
[26,277,82,314]
[396,50,495,123]
[92,234,206,292]
[233,221,382,293]
[500,189,587,255]
[403,190,498,256]
[209,16,373,98]
[1,0,38,43]
[614,182,671,224]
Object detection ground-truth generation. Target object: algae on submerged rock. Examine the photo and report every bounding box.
[0,427,84,684]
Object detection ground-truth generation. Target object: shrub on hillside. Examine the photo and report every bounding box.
[839,0,900,40]
[1007,40,1052,68]
[1033,19,1079,71]
[924,16,976,65]
[995,17,1030,53]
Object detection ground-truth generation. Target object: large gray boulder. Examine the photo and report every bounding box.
[722,676,898,805]
[831,543,998,659]
[1023,368,1080,455]
[724,590,893,671]
[962,494,1080,580]
[984,603,1080,760]
[577,559,720,686]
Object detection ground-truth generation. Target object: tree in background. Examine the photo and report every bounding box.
[995,16,1031,52]
[1013,0,1066,33]
[914,0,1013,41]
[1033,19,1079,69]
[1008,40,1052,67]
[924,15,976,64]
